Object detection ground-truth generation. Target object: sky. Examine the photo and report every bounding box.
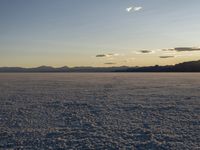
[0,0,200,67]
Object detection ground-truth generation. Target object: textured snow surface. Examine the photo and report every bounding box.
[0,73,199,150]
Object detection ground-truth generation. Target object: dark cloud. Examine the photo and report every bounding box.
[174,47,200,52]
[159,56,174,59]
[163,47,200,52]
[96,53,119,58]
[104,62,116,65]
[138,50,154,54]
[96,54,107,57]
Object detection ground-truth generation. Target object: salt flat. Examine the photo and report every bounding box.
[0,73,199,149]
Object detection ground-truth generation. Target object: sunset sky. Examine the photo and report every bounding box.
[1,0,200,67]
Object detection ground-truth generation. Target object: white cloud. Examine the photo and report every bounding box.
[175,54,193,58]
[126,6,143,12]
[134,7,142,11]
[96,53,120,58]
[126,7,133,12]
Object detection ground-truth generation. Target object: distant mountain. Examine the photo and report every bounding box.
[119,60,200,72]
[0,66,129,72]
[0,60,200,72]
[173,60,200,72]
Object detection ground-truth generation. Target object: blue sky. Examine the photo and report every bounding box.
[1,0,200,67]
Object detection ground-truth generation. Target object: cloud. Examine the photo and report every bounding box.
[175,54,193,58]
[136,50,154,54]
[96,53,119,58]
[124,58,135,63]
[163,47,200,52]
[126,7,133,12]
[104,62,116,65]
[126,6,142,12]
[96,54,107,57]
[159,56,175,59]
[134,7,142,11]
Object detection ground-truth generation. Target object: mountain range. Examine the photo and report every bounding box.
[0,60,200,72]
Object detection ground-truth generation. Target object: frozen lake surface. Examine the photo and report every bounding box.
[0,73,199,149]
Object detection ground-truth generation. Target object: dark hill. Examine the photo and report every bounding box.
[0,60,200,72]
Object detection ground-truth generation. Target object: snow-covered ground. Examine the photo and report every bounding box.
[0,73,199,149]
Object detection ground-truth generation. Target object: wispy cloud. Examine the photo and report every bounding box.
[96,53,119,58]
[163,47,200,52]
[96,54,107,57]
[136,50,154,54]
[126,6,142,12]
[134,7,142,11]
[124,58,135,63]
[159,56,175,59]
[175,54,193,57]
[126,7,133,12]
[104,62,116,65]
